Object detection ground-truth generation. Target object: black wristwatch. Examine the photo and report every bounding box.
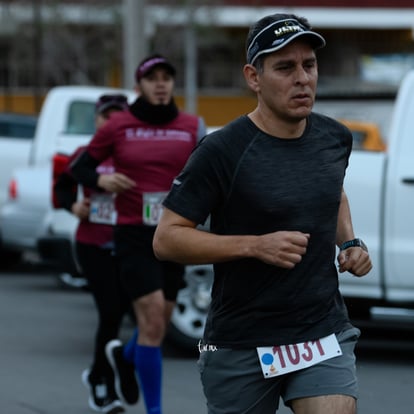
[340,238,368,252]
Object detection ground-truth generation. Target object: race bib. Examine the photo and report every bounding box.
[142,192,168,226]
[257,333,342,378]
[89,193,117,225]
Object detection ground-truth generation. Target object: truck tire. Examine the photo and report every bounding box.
[167,264,213,353]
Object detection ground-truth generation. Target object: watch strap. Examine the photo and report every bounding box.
[340,238,368,252]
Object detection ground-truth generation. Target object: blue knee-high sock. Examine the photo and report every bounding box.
[134,344,162,414]
[123,328,139,363]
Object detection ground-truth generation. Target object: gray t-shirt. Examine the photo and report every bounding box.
[164,113,353,348]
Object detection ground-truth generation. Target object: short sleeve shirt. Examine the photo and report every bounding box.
[163,113,354,348]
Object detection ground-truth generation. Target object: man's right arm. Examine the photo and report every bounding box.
[70,151,135,193]
[153,207,310,268]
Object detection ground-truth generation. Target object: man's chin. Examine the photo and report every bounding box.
[289,108,312,122]
[153,97,169,105]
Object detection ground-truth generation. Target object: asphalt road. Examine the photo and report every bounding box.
[0,264,206,414]
[0,262,413,414]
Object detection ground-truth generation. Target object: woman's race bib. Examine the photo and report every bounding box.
[89,193,117,225]
[142,192,168,226]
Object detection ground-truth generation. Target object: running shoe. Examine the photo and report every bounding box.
[105,339,140,405]
[81,368,125,413]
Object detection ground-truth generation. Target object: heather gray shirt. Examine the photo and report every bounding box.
[164,113,353,348]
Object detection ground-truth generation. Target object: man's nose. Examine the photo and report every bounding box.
[294,66,310,84]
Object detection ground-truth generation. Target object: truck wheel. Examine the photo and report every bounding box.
[167,264,213,353]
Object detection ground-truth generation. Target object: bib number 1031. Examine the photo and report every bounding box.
[256,333,342,378]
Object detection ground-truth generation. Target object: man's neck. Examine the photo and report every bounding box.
[248,109,307,139]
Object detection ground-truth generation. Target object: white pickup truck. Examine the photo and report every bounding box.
[0,113,37,266]
[338,72,414,327]
[0,85,212,349]
[2,77,413,351]
[0,86,134,269]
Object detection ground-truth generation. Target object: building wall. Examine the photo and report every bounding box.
[197,0,414,7]
[1,1,412,125]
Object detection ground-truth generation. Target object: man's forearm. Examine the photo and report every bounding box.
[336,189,355,247]
[153,224,257,265]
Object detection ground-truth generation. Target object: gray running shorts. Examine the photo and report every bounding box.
[198,326,360,414]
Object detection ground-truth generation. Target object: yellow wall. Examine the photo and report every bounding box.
[0,94,45,115]
[0,93,257,127]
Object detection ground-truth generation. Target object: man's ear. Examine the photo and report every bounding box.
[243,64,260,93]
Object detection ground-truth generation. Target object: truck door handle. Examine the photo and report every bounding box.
[402,178,414,184]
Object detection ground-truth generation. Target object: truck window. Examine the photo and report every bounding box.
[65,101,96,135]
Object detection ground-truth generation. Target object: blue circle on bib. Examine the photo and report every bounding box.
[261,353,274,365]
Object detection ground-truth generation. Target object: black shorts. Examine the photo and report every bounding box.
[114,224,184,302]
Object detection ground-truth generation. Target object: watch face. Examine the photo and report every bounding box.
[359,239,368,252]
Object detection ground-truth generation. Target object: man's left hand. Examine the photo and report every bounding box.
[337,247,372,276]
